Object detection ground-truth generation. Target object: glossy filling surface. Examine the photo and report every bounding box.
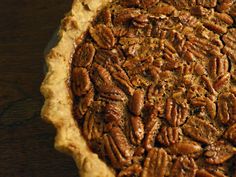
[71,0,236,176]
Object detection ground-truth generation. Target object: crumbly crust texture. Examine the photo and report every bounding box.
[40,0,115,177]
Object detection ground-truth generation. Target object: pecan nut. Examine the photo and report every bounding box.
[89,24,115,49]
[83,109,103,140]
[104,103,124,127]
[72,67,92,96]
[143,108,161,150]
[75,88,94,119]
[156,126,181,146]
[222,29,236,63]
[129,116,144,145]
[224,123,236,145]
[118,164,142,177]
[142,148,169,177]
[104,127,134,169]
[73,43,95,67]
[213,73,230,91]
[132,14,149,28]
[204,140,236,165]
[109,64,134,95]
[98,84,126,102]
[170,156,197,177]
[217,92,236,125]
[183,116,220,144]
[129,89,144,116]
[167,141,202,157]
[91,63,113,88]
[165,98,189,127]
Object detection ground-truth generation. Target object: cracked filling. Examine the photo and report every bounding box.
[71,0,236,176]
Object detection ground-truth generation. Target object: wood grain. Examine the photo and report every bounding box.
[0,0,79,176]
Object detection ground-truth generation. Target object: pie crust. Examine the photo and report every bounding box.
[40,0,115,176]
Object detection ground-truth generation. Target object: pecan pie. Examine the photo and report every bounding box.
[41,0,236,176]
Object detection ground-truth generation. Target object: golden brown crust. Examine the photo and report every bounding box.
[40,0,115,176]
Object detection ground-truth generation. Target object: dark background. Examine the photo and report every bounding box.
[0,0,79,176]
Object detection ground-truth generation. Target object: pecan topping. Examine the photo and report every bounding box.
[129,116,144,145]
[170,156,197,177]
[72,67,91,96]
[89,24,115,49]
[204,140,236,165]
[71,0,236,174]
[165,98,189,127]
[129,89,144,116]
[217,92,236,125]
[73,43,95,68]
[183,116,220,144]
[142,148,169,177]
[157,126,181,146]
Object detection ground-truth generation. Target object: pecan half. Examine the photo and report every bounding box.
[208,56,228,80]
[109,64,134,95]
[83,109,103,140]
[72,67,91,96]
[104,103,123,127]
[132,14,149,28]
[224,123,236,145]
[165,98,189,127]
[167,141,202,157]
[217,92,236,125]
[117,164,142,177]
[150,4,175,16]
[156,126,181,146]
[142,148,169,177]
[73,43,95,67]
[143,108,161,150]
[183,116,220,144]
[170,156,197,177]
[98,84,126,102]
[204,140,236,165]
[89,24,115,49]
[75,88,94,119]
[113,8,140,25]
[222,28,236,63]
[104,127,134,169]
[129,116,145,145]
[206,97,216,119]
[129,89,144,116]
[213,73,230,91]
[94,49,121,66]
[91,63,113,88]
[217,0,234,12]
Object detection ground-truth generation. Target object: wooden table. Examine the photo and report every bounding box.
[0,0,79,176]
